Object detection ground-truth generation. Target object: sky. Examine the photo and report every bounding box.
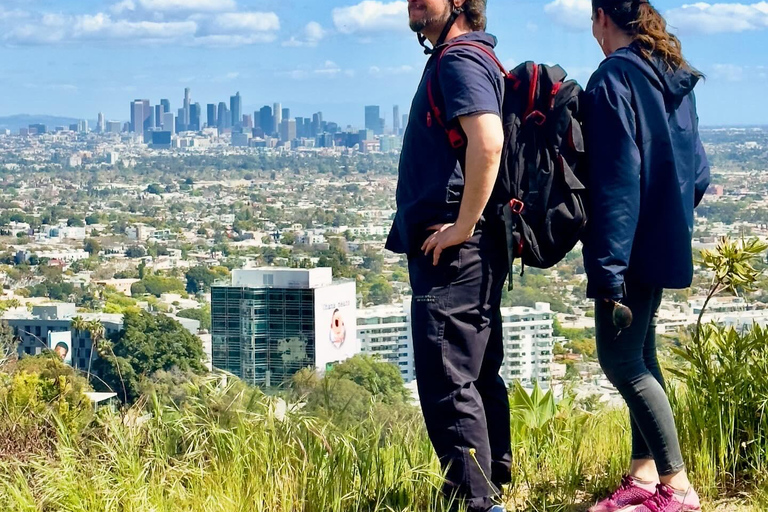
[0,0,766,127]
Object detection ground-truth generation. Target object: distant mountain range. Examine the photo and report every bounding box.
[0,114,93,131]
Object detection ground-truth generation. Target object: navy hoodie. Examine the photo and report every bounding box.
[582,44,710,299]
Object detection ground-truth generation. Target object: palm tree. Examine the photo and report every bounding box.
[87,319,127,403]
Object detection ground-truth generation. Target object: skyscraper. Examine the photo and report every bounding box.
[242,114,253,129]
[253,110,262,130]
[365,105,384,135]
[163,112,175,135]
[160,99,171,116]
[130,100,150,133]
[190,103,201,131]
[217,102,229,130]
[393,105,400,134]
[282,108,290,122]
[230,92,242,128]
[260,106,274,135]
[155,105,164,130]
[207,104,216,128]
[280,119,296,142]
[97,112,105,133]
[273,103,282,131]
[183,88,191,130]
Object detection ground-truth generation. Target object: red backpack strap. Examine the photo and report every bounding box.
[426,41,510,150]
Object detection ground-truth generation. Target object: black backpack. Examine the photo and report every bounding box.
[427,42,588,286]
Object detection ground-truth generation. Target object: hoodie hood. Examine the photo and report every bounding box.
[608,43,699,107]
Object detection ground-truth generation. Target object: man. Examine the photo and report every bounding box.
[385,1,509,511]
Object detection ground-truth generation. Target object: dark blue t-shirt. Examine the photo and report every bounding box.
[385,32,504,256]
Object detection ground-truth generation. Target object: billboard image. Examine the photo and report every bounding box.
[314,282,359,371]
[48,331,73,366]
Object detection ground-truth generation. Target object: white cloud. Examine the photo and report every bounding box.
[74,14,197,40]
[305,21,326,43]
[543,0,592,31]
[665,2,768,34]
[282,21,326,47]
[3,9,278,47]
[136,0,236,12]
[111,0,136,15]
[332,0,407,34]
[710,63,746,82]
[368,64,414,76]
[278,61,352,80]
[211,12,280,32]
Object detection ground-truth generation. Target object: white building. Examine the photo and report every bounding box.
[500,303,554,387]
[357,300,414,383]
[357,301,555,387]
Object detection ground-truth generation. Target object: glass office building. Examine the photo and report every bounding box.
[212,268,358,388]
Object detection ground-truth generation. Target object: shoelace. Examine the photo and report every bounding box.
[644,484,674,512]
[610,475,634,499]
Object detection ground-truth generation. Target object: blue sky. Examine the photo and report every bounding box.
[0,0,766,127]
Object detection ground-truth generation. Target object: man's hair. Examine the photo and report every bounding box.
[463,0,487,31]
[55,342,68,354]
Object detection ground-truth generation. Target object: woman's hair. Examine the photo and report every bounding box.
[462,0,487,31]
[592,0,701,75]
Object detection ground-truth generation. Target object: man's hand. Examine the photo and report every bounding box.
[421,222,475,266]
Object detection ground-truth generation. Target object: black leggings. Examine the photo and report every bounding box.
[595,282,685,476]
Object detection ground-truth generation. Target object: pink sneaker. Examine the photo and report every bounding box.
[634,484,702,512]
[589,475,656,512]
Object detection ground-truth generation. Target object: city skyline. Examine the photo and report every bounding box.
[0,1,766,126]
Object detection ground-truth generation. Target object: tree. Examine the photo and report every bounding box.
[146,184,164,195]
[84,239,101,256]
[1,320,17,366]
[185,266,218,294]
[329,354,409,404]
[177,306,211,331]
[67,217,85,227]
[92,310,207,403]
[125,246,147,258]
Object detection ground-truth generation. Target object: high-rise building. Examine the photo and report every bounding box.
[402,114,409,131]
[357,300,414,383]
[130,99,150,133]
[393,105,400,134]
[177,108,185,132]
[148,108,156,130]
[311,113,321,137]
[260,106,274,135]
[282,108,290,122]
[106,121,122,134]
[207,104,216,128]
[183,88,191,129]
[217,102,229,130]
[242,114,253,129]
[155,105,164,130]
[77,120,88,133]
[365,105,384,135]
[500,303,554,386]
[190,103,201,131]
[211,268,359,387]
[280,119,297,141]
[358,302,553,387]
[162,112,175,135]
[160,99,171,117]
[97,112,105,133]
[230,92,242,128]
[273,103,282,130]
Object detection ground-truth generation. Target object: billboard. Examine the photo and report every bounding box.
[48,331,73,366]
[314,281,359,371]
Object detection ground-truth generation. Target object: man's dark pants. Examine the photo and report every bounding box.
[408,219,511,512]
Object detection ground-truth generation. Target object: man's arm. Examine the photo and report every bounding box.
[421,112,504,265]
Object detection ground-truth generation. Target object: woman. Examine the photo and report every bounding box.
[583,1,710,511]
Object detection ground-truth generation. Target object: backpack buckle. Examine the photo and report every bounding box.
[509,199,525,215]
[448,129,466,149]
[525,110,547,126]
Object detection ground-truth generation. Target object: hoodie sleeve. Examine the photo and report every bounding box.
[691,95,710,207]
[583,67,641,300]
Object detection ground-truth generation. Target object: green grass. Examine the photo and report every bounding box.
[0,375,763,512]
